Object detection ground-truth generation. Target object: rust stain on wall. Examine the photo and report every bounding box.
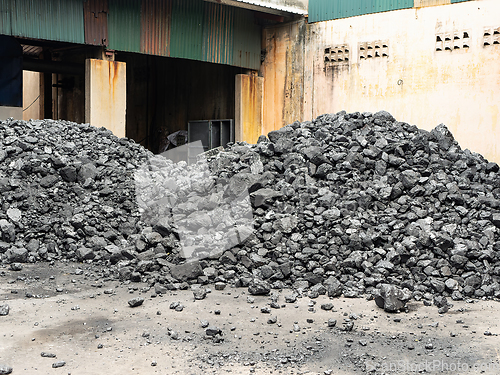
[237,74,263,144]
[262,20,307,135]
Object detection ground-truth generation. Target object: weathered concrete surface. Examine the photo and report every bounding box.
[262,0,500,162]
[261,19,307,135]
[85,58,126,138]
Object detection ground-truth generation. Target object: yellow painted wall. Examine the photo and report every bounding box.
[262,0,500,162]
[85,59,126,138]
[235,74,264,144]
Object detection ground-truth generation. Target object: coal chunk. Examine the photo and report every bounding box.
[128,297,145,308]
[248,279,271,295]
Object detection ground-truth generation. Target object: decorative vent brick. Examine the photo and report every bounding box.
[324,45,350,65]
[435,30,470,51]
[483,27,500,46]
[359,41,389,60]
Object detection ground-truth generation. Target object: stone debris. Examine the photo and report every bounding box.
[51,361,65,368]
[0,305,9,316]
[1,111,500,310]
[40,352,56,358]
[374,284,411,313]
[0,365,12,375]
[127,297,144,307]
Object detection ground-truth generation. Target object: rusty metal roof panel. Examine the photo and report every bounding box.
[140,0,172,56]
[202,2,234,65]
[108,0,141,52]
[84,0,109,46]
[7,0,84,43]
[170,0,204,61]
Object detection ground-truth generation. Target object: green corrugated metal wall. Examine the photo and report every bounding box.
[108,0,141,52]
[170,0,204,61]
[451,0,471,3]
[0,0,84,43]
[308,0,414,23]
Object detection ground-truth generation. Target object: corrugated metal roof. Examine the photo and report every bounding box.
[170,0,204,61]
[203,2,234,65]
[140,0,172,56]
[308,0,414,23]
[84,0,109,46]
[8,0,85,43]
[108,0,142,52]
[204,0,308,16]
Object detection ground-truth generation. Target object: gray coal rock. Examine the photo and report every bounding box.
[248,279,271,295]
[0,365,13,375]
[128,297,144,308]
[375,284,411,313]
[0,305,9,316]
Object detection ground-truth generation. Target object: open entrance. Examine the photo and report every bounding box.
[119,53,245,154]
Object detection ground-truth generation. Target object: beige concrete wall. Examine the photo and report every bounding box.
[262,0,500,162]
[261,20,307,135]
[85,59,126,138]
[22,70,42,120]
[235,74,264,144]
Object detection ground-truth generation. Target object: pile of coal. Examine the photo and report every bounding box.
[0,118,152,269]
[1,110,500,305]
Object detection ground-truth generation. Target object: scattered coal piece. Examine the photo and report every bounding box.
[128,297,144,308]
[327,319,337,328]
[0,365,13,375]
[248,279,271,296]
[40,352,56,358]
[321,303,333,311]
[193,288,207,300]
[0,305,9,316]
[9,263,22,271]
[52,361,65,368]
[374,284,411,313]
[206,327,222,337]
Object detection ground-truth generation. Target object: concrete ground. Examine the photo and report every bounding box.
[1,262,500,375]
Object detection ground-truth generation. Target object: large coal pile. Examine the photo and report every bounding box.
[0,119,152,268]
[1,111,500,303]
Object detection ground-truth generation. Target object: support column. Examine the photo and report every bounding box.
[235,74,264,144]
[85,58,126,138]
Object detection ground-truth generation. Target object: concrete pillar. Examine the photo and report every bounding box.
[22,71,42,120]
[85,58,126,138]
[235,74,264,144]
